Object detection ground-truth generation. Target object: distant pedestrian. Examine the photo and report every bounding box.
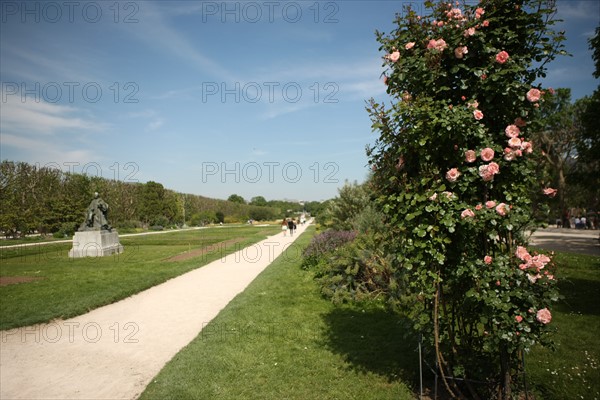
[281,218,288,236]
[287,219,295,236]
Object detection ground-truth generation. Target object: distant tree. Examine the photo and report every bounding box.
[571,27,600,210]
[530,88,581,216]
[139,181,166,226]
[326,181,371,230]
[227,194,246,204]
[215,211,225,223]
[591,26,600,79]
[249,205,278,221]
[249,196,267,207]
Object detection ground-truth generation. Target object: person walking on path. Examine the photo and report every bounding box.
[287,218,295,236]
[281,218,288,236]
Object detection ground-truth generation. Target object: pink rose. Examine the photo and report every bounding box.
[480,147,495,162]
[516,246,531,261]
[543,188,557,197]
[504,148,516,161]
[479,162,500,181]
[521,141,533,154]
[427,38,448,52]
[536,308,552,324]
[475,7,485,18]
[495,202,509,216]
[508,137,522,149]
[515,315,523,323]
[467,100,479,109]
[465,150,476,163]
[495,51,509,64]
[548,87,555,95]
[475,204,483,211]
[454,46,468,59]
[485,200,496,209]
[446,168,461,182]
[405,42,415,50]
[388,51,400,62]
[484,255,492,264]
[482,20,490,27]
[505,124,520,138]
[461,209,475,219]
[429,193,438,201]
[447,8,463,19]
[526,88,541,102]
[442,191,454,199]
[473,109,484,120]
[487,162,499,175]
[464,27,476,37]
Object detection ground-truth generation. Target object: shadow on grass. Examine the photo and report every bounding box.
[320,305,420,385]
[555,277,600,316]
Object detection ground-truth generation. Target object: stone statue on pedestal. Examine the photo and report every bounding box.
[69,192,123,258]
[79,192,112,231]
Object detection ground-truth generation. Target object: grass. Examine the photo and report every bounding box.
[140,226,417,400]
[526,251,600,399]
[140,231,600,400]
[2,224,597,399]
[0,225,280,330]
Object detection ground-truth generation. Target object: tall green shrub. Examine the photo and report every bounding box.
[367,1,564,397]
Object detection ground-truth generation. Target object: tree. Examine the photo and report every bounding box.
[249,196,267,207]
[139,181,166,226]
[227,194,246,204]
[367,1,563,397]
[531,88,580,220]
[573,27,600,211]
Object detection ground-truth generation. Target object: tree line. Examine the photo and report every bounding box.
[0,160,324,238]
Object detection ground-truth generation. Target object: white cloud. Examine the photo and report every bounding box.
[118,3,236,81]
[0,91,104,135]
[146,118,164,131]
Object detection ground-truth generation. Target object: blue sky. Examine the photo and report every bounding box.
[1,1,598,202]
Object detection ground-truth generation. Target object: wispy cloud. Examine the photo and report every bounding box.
[0,87,108,166]
[119,3,236,81]
[146,118,164,131]
[1,90,105,135]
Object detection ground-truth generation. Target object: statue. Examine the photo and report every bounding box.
[79,192,112,231]
[70,192,123,258]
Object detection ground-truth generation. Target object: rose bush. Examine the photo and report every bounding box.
[366,0,564,398]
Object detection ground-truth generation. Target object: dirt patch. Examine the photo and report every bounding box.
[0,276,45,287]
[165,238,247,262]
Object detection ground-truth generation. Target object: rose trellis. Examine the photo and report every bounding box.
[366,1,564,398]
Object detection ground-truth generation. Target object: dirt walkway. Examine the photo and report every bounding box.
[0,222,310,399]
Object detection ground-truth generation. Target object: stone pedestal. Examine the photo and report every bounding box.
[69,230,124,258]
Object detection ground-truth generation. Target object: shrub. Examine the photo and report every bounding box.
[301,230,357,270]
[315,234,394,304]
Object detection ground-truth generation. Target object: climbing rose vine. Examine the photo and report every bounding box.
[366,0,564,398]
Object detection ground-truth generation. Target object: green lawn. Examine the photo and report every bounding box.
[141,229,600,400]
[2,225,597,399]
[526,251,600,399]
[140,226,416,400]
[0,225,280,330]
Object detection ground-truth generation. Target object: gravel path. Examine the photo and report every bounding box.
[0,222,310,399]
